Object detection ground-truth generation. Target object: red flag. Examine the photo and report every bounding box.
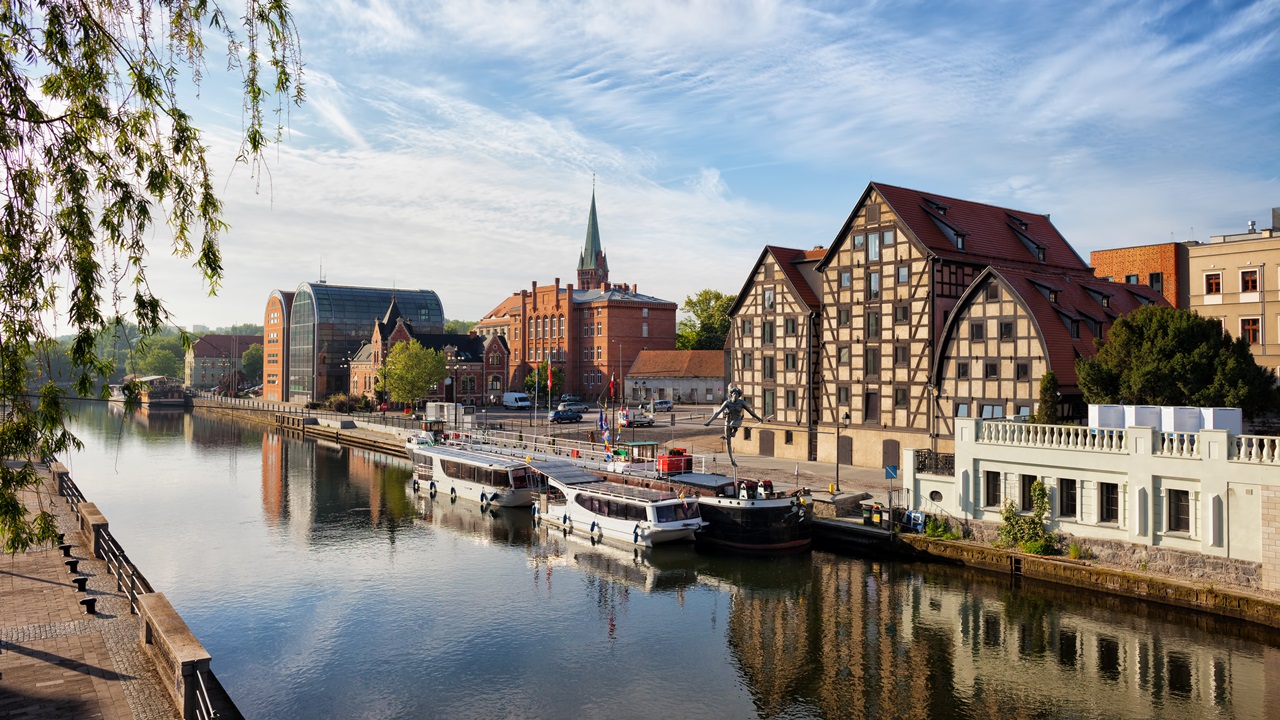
[547,368,553,394]
[609,374,615,399]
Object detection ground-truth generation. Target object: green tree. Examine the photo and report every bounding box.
[134,347,183,378]
[242,343,264,383]
[1077,306,1278,417]
[0,1,302,552]
[217,323,264,335]
[677,289,734,350]
[523,362,564,399]
[444,319,477,335]
[996,480,1055,555]
[1032,370,1060,424]
[377,341,447,405]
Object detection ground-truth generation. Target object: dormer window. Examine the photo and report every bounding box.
[1036,247,1046,262]
[1102,296,1110,308]
[1049,290,1058,303]
[955,232,965,250]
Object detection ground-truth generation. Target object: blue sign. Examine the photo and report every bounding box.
[885,464,898,479]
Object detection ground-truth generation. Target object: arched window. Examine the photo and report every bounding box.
[528,318,534,338]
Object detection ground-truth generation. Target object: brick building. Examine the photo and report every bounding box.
[348,299,508,405]
[475,192,678,401]
[263,290,293,401]
[185,334,263,389]
[726,182,1166,467]
[1090,242,1186,307]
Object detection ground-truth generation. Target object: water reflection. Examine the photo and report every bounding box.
[61,401,1276,720]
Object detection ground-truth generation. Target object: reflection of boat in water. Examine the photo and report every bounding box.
[534,460,705,547]
[409,490,536,547]
[109,375,186,406]
[406,444,539,508]
[536,529,703,593]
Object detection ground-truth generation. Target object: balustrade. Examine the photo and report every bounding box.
[978,421,1127,453]
[1234,435,1280,464]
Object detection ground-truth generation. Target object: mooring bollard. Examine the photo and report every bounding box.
[79,597,97,614]
[65,559,79,574]
[59,543,73,557]
[72,576,89,592]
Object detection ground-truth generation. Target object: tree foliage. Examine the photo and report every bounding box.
[377,341,446,405]
[1076,306,1278,417]
[444,318,477,335]
[996,480,1055,555]
[241,343,264,383]
[523,361,564,400]
[677,289,733,350]
[1032,370,1060,425]
[0,0,303,552]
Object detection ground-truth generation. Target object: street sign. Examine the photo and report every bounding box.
[885,464,898,479]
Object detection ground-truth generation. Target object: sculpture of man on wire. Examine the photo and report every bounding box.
[704,385,763,468]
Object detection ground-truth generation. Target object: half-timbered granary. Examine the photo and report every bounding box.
[725,182,1166,467]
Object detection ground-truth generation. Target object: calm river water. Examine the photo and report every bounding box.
[61,402,1277,719]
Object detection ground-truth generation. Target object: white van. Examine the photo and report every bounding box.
[502,392,532,410]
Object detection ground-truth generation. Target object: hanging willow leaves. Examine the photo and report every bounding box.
[0,0,304,552]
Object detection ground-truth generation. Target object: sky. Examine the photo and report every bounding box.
[138,0,1280,329]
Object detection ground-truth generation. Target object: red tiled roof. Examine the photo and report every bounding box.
[729,246,823,316]
[479,294,522,324]
[191,334,261,358]
[628,350,723,379]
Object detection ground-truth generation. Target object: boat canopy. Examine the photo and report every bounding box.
[536,460,679,503]
[415,445,527,470]
[667,473,740,491]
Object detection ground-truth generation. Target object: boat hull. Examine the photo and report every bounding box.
[695,497,813,552]
[541,504,697,547]
[414,474,534,508]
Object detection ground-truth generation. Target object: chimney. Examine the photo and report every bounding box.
[1272,207,1279,230]
[531,281,537,311]
[1249,220,1257,233]
[555,277,561,308]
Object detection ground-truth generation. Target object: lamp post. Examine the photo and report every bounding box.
[835,411,850,493]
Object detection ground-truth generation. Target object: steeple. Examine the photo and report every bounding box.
[576,189,609,290]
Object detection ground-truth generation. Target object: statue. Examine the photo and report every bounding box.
[704,385,763,467]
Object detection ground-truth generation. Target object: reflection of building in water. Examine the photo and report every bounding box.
[721,554,1270,719]
[261,432,287,526]
[107,402,187,435]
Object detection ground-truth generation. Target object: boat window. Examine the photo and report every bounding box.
[654,502,701,523]
[510,468,529,489]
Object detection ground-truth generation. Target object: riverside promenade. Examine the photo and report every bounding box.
[0,460,179,719]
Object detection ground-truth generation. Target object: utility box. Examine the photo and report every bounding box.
[1088,404,1124,428]
[1201,407,1243,435]
[1162,406,1203,433]
[1124,405,1161,429]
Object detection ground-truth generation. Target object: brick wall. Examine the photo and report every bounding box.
[1090,243,1182,307]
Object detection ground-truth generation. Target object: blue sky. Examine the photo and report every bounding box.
[152,0,1280,327]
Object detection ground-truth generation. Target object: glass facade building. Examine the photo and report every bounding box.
[287,283,445,403]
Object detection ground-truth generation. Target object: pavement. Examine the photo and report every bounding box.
[0,461,179,720]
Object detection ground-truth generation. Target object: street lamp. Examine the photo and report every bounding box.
[835,411,850,493]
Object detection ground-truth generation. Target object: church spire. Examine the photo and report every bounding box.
[576,189,609,290]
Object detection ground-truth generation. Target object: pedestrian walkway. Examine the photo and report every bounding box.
[0,461,178,720]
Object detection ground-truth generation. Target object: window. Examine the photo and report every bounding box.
[864,392,879,423]
[955,402,969,417]
[785,317,797,335]
[838,308,850,326]
[641,322,649,338]
[883,228,895,246]
[1206,273,1222,295]
[853,234,865,249]
[1149,272,1163,293]
[1242,269,1260,293]
[894,344,908,366]
[786,390,796,409]
[866,348,881,375]
[1099,482,1119,523]
[785,353,797,371]
[1021,475,1036,511]
[980,404,1004,419]
[1000,321,1013,340]
[984,471,1001,507]
[763,389,775,417]
[596,321,602,335]
[984,362,998,379]
[642,308,648,318]
[869,271,881,299]
[838,386,850,404]
[1070,320,1080,339]
[763,356,775,380]
[894,304,909,324]
[841,271,852,287]
[838,347,850,364]
[1101,295,1110,308]
[784,430,794,444]
[1168,489,1190,533]
[741,318,753,335]
[741,352,753,370]
[867,311,882,335]
[763,264,774,280]
[971,322,985,340]
[1016,362,1029,380]
[763,288,776,309]
[1242,317,1260,344]
[1059,479,1077,518]
[1124,274,1138,284]
[957,361,969,379]
[868,233,880,261]
[985,284,999,301]
[894,387,908,408]
[897,265,909,283]
[763,323,775,344]
[1049,290,1059,303]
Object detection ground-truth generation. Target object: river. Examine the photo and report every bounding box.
[59,402,1275,719]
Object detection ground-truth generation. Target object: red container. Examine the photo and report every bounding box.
[657,454,692,474]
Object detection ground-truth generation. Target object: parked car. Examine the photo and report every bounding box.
[559,394,581,403]
[652,400,674,412]
[620,413,654,428]
[548,409,583,424]
[558,401,591,413]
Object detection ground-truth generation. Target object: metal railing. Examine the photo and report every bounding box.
[914,449,955,476]
[194,669,219,719]
[447,428,711,476]
[95,525,154,615]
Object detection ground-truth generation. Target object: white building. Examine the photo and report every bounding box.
[904,415,1280,592]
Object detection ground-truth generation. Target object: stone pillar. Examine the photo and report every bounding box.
[76,502,108,559]
[138,593,213,720]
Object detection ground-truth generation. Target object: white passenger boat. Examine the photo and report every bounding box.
[406,443,539,508]
[534,460,705,547]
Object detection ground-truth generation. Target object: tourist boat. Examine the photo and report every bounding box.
[109,375,186,407]
[405,443,540,508]
[534,459,705,547]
